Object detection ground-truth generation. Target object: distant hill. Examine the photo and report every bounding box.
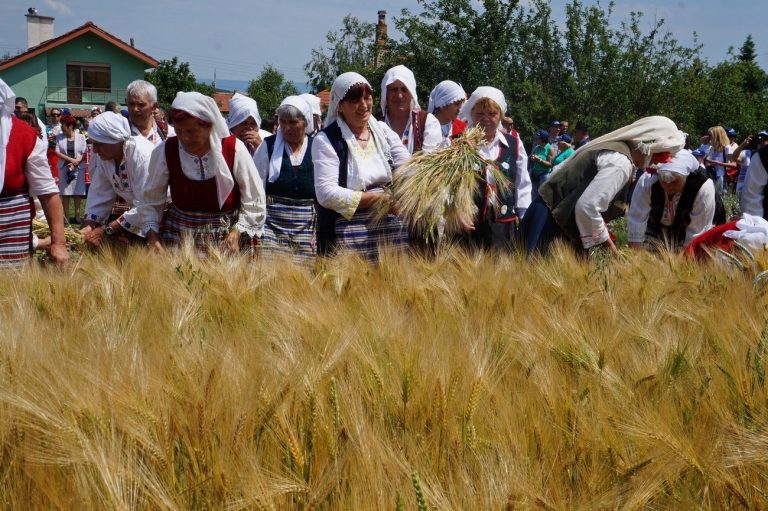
[200,79,311,94]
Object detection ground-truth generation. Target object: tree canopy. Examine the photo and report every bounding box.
[145,57,214,110]
[247,65,298,122]
[304,0,767,140]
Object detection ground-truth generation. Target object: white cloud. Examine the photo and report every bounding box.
[43,0,72,16]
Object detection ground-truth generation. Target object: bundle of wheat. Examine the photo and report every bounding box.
[385,126,510,240]
[32,218,84,260]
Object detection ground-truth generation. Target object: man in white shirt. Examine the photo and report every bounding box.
[125,80,166,147]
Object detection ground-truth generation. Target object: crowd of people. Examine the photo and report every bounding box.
[2,66,768,269]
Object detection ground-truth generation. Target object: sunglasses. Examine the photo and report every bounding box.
[51,113,61,116]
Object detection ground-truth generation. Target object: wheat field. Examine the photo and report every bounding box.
[1,244,768,510]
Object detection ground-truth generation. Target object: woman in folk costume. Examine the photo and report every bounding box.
[380,65,442,154]
[457,86,532,250]
[312,72,411,261]
[227,93,272,156]
[252,96,317,262]
[0,79,68,266]
[55,114,88,224]
[140,91,266,254]
[299,93,323,135]
[627,149,716,252]
[81,112,156,248]
[427,80,466,145]
[521,115,686,256]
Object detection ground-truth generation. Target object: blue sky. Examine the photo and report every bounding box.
[1,0,765,86]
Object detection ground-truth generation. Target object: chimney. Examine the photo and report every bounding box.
[26,8,55,49]
[375,10,388,68]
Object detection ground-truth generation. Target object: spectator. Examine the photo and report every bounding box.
[14,97,28,114]
[529,129,556,199]
[548,121,561,148]
[704,126,737,194]
[55,115,87,224]
[559,119,569,135]
[502,116,514,134]
[574,121,590,148]
[125,80,166,147]
[90,106,102,118]
[104,101,120,113]
[551,134,575,167]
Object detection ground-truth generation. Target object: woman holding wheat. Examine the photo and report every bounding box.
[456,87,532,250]
[312,72,410,260]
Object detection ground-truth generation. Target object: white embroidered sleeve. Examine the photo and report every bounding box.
[574,151,633,249]
[685,178,716,246]
[627,173,654,243]
[138,142,170,235]
[515,138,532,214]
[25,135,59,196]
[741,155,768,217]
[232,139,266,237]
[421,113,443,153]
[84,153,117,224]
[252,141,270,188]
[313,132,363,220]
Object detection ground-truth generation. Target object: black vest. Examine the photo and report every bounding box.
[264,135,315,200]
[646,168,709,246]
[315,122,349,255]
[476,132,520,223]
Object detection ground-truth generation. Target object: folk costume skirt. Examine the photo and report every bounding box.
[260,195,317,263]
[160,204,237,255]
[0,193,34,268]
[334,207,408,262]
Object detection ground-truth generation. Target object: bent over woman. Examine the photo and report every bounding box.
[139,91,265,254]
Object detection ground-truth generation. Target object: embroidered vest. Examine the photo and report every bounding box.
[264,136,316,200]
[409,110,428,153]
[316,123,349,255]
[539,145,634,241]
[476,132,520,223]
[1,117,38,197]
[164,135,239,212]
[646,168,709,245]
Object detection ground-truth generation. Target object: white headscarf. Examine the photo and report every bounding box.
[267,96,313,183]
[87,111,130,144]
[299,93,322,117]
[171,91,234,209]
[325,72,369,127]
[459,87,507,127]
[381,65,420,121]
[0,78,16,194]
[556,116,685,177]
[325,72,393,188]
[427,80,466,114]
[227,93,262,130]
[657,149,699,177]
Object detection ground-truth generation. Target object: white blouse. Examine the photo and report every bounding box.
[572,150,634,249]
[627,171,715,247]
[312,121,410,219]
[396,112,442,154]
[85,136,155,234]
[139,137,266,237]
[741,153,768,218]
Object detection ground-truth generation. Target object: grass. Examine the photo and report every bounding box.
[1,244,768,509]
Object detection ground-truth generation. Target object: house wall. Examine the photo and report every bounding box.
[0,53,48,115]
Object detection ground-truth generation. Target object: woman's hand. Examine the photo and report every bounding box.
[146,230,164,252]
[224,229,241,253]
[240,131,263,154]
[82,224,104,249]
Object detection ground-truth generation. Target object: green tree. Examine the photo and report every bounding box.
[145,57,214,110]
[305,15,376,92]
[739,34,757,64]
[247,65,298,122]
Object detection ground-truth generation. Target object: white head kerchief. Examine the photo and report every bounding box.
[554,116,685,178]
[724,214,768,250]
[427,80,466,114]
[87,111,130,144]
[325,72,369,126]
[267,95,313,182]
[300,93,322,117]
[0,79,16,194]
[227,93,262,130]
[459,87,507,128]
[657,149,698,177]
[381,65,420,121]
[171,91,234,209]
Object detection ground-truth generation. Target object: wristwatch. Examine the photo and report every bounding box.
[104,225,116,236]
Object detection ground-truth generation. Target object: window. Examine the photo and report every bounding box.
[66,63,111,104]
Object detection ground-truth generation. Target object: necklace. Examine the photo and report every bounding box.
[354,127,371,141]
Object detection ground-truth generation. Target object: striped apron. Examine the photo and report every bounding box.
[334,207,409,262]
[259,195,317,263]
[0,193,34,268]
[159,204,238,255]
